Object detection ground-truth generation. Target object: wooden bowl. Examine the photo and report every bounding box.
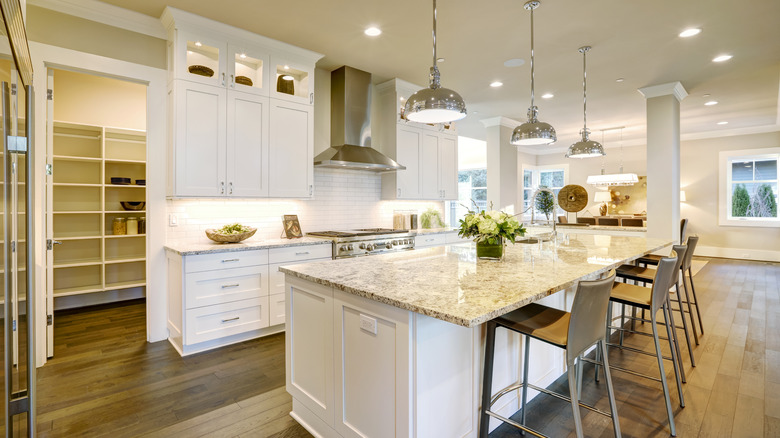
[235,75,253,86]
[188,65,214,77]
[205,227,257,243]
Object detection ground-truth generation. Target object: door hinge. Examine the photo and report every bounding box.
[46,239,62,250]
[46,163,53,175]
[12,320,16,331]
[11,83,16,96]
[10,241,15,252]
[47,315,53,326]
[47,89,53,100]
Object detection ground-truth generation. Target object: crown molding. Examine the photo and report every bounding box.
[637,81,688,101]
[29,0,166,39]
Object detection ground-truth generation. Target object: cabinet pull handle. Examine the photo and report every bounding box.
[229,182,233,194]
[309,93,314,104]
[397,188,401,197]
[221,258,239,263]
[221,316,240,323]
[221,283,240,289]
[220,181,225,194]
[309,184,313,196]
[230,74,235,88]
[221,72,226,86]
[295,251,310,256]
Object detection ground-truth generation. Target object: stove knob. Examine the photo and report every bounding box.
[340,245,348,251]
[366,244,373,251]
[386,243,393,249]
[359,243,366,249]
[348,244,354,250]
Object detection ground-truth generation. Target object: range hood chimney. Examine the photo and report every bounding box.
[314,66,405,172]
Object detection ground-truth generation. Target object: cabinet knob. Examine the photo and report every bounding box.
[220,181,225,194]
[221,72,226,86]
[230,74,235,88]
[229,182,233,194]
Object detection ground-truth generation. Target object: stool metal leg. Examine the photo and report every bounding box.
[680,273,699,345]
[651,309,677,437]
[576,356,584,401]
[520,335,531,433]
[665,296,687,384]
[567,357,585,438]
[688,267,704,335]
[663,302,685,407]
[600,339,622,438]
[480,321,497,438]
[674,282,696,366]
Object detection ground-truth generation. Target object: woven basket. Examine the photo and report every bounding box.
[205,227,257,243]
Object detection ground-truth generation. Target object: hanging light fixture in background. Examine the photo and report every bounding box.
[567,46,605,158]
[403,0,467,124]
[511,0,557,146]
[586,127,638,186]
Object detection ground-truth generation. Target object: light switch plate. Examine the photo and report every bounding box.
[359,314,377,335]
[169,214,178,226]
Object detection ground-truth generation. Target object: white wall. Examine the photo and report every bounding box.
[167,168,445,243]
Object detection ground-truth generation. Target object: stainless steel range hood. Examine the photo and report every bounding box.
[314,66,405,172]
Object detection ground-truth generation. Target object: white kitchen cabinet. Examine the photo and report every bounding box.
[267,243,331,326]
[269,99,314,198]
[162,7,322,199]
[377,78,458,201]
[416,233,447,248]
[171,80,268,197]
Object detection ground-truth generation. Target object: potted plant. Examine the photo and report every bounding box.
[458,203,526,260]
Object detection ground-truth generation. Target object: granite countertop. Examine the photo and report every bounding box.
[556,224,647,232]
[412,228,459,235]
[164,237,330,256]
[281,234,671,328]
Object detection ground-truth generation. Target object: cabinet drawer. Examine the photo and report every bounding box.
[185,265,269,309]
[444,232,469,244]
[185,297,269,345]
[269,293,286,326]
[268,262,287,296]
[185,250,268,273]
[416,234,446,248]
[269,244,331,263]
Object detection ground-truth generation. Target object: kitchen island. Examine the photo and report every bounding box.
[281,234,670,438]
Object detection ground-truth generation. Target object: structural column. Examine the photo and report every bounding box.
[638,82,687,241]
[482,117,524,215]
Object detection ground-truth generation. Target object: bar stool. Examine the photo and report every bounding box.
[637,219,688,267]
[479,272,620,438]
[601,253,684,437]
[616,244,695,369]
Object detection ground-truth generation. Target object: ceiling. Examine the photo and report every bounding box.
[96,0,780,153]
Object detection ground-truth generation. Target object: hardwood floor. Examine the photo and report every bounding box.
[35,300,309,438]
[491,257,780,438]
[35,257,778,437]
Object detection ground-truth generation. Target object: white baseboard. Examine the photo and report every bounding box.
[696,245,780,262]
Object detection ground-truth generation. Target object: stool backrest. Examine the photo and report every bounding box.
[558,215,568,224]
[683,236,698,271]
[680,218,688,244]
[651,252,680,311]
[567,271,617,358]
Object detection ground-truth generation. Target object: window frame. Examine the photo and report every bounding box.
[718,148,780,228]
[521,164,569,220]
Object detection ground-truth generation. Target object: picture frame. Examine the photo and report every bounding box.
[282,214,303,239]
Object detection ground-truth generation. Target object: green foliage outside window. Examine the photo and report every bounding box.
[747,184,777,218]
[732,184,750,217]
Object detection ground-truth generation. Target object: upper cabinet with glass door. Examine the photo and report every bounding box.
[271,57,314,104]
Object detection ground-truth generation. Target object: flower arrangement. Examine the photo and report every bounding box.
[457,202,526,245]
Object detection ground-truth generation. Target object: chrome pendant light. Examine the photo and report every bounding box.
[403,0,467,124]
[566,46,605,158]
[511,0,556,146]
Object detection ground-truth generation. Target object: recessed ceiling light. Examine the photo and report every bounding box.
[364,27,381,37]
[503,58,525,67]
[283,65,290,70]
[702,94,711,97]
[713,54,733,62]
[704,100,719,106]
[194,41,202,47]
[679,28,701,38]
[282,75,294,81]
[399,97,405,101]
[240,53,247,59]
[541,93,554,99]
[615,78,625,83]
[490,81,503,88]
[437,57,445,63]
[717,121,729,125]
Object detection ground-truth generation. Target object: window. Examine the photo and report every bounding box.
[719,148,779,227]
[449,168,487,226]
[522,165,568,221]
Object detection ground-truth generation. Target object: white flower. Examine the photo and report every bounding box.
[478,218,499,235]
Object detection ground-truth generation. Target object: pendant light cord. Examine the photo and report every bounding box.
[529,5,535,109]
[429,0,441,90]
[432,0,437,67]
[578,46,591,138]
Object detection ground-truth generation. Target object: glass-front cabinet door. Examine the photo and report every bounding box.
[175,30,227,87]
[228,43,268,96]
[270,57,314,105]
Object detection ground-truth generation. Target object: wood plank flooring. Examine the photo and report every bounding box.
[492,257,780,438]
[35,257,778,437]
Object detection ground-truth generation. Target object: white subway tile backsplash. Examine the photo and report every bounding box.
[167,168,444,243]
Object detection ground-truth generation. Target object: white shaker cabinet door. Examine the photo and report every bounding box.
[439,133,458,200]
[421,132,440,200]
[395,126,422,199]
[226,92,269,197]
[174,81,227,197]
[269,99,313,198]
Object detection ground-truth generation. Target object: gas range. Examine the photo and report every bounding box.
[307,228,415,258]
